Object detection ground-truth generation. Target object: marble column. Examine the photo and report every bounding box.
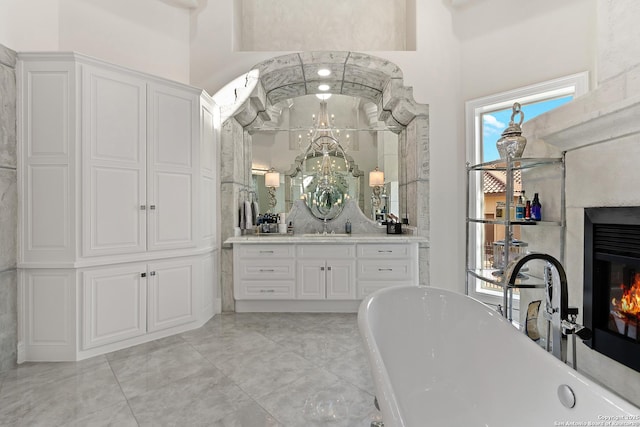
[0,43,17,373]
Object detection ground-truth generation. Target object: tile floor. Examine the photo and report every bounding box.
[0,313,383,426]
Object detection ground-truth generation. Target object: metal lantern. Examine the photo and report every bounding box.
[496,102,527,160]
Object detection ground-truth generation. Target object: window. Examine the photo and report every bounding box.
[465,72,589,306]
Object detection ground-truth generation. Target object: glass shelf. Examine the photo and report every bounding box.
[467,268,547,290]
[467,218,563,226]
[467,157,563,172]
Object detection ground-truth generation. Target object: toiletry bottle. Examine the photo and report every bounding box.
[345,219,352,234]
[287,221,294,235]
[531,193,542,221]
[525,200,531,220]
[515,192,525,220]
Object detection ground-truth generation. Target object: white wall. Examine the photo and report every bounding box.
[596,0,640,83]
[457,0,596,101]
[0,0,191,83]
[0,0,60,51]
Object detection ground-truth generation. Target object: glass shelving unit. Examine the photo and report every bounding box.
[465,156,565,320]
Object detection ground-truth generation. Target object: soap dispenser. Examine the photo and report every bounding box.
[345,219,352,234]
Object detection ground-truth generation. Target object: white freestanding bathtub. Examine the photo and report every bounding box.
[358,286,640,427]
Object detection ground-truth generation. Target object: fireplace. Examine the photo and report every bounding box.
[584,207,640,373]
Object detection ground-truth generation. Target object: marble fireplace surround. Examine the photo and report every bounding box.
[217,51,430,312]
[522,63,640,407]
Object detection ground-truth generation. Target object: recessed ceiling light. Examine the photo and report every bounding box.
[317,68,331,77]
[318,84,330,91]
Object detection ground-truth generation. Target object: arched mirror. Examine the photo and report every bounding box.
[251,94,400,221]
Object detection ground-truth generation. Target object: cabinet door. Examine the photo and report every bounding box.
[147,84,198,251]
[326,259,356,299]
[147,258,197,332]
[82,263,147,350]
[82,66,147,257]
[297,260,326,299]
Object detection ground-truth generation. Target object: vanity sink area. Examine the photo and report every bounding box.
[225,232,426,312]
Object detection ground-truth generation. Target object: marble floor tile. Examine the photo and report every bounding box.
[210,401,283,427]
[128,367,254,426]
[108,340,215,399]
[0,359,126,426]
[0,312,378,426]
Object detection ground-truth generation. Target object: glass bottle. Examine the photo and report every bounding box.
[531,193,542,221]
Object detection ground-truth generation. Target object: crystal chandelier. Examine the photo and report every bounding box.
[300,100,350,179]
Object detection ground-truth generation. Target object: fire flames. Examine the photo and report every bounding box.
[612,273,640,317]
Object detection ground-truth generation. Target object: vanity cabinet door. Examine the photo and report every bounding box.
[297,260,326,299]
[325,259,356,299]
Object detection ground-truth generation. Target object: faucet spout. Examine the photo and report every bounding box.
[504,253,570,363]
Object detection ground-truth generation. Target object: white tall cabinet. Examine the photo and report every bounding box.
[17,53,219,361]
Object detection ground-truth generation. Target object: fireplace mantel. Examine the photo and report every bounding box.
[524,64,640,152]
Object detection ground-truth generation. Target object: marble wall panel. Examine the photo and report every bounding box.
[0,63,16,169]
[0,169,17,271]
[0,269,17,372]
[0,43,16,373]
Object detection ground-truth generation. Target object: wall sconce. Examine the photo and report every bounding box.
[369,167,384,187]
[369,166,385,220]
[265,167,280,211]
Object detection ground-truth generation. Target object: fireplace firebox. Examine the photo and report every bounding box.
[584,207,640,373]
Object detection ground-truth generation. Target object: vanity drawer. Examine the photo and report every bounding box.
[237,245,293,258]
[357,259,414,281]
[236,280,296,299]
[357,244,412,259]
[297,244,355,259]
[236,260,295,280]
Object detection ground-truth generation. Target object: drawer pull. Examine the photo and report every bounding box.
[259,250,274,254]
[377,250,393,253]
[378,268,394,271]
[259,269,275,272]
[259,289,275,293]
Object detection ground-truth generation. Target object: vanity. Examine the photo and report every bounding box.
[227,234,423,312]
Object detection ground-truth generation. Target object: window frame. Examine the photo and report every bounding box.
[465,72,589,307]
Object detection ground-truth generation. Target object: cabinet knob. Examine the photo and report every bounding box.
[141,272,147,277]
[140,205,146,210]
[149,205,156,210]
[320,266,325,271]
[327,266,332,271]
[149,271,156,276]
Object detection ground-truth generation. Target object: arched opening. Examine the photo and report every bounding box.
[216,51,429,311]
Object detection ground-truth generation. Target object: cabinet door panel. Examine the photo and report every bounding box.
[147,259,197,332]
[82,66,147,257]
[326,260,356,300]
[297,260,326,299]
[87,166,146,254]
[148,172,194,249]
[82,264,147,349]
[147,84,198,251]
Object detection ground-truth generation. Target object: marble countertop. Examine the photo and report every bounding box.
[224,233,428,245]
